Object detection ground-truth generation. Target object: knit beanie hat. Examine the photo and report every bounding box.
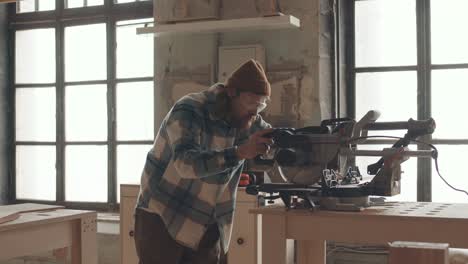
[225,59,271,96]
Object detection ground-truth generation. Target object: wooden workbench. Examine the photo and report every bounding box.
[0,205,97,264]
[251,202,468,264]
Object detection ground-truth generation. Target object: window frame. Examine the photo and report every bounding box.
[348,0,468,202]
[8,0,153,211]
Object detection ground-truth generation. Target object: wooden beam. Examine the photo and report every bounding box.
[389,241,449,264]
[137,14,300,36]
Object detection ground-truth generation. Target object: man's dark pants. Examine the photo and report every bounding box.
[134,208,225,264]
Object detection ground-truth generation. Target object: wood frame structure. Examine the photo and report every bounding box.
[0,208,97,263]
[251,202,468,264]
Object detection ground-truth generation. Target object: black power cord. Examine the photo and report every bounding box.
[348,135,468,197]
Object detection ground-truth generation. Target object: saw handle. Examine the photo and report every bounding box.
[253,129,297,166]
[364,118,436,136]
[366,118,435,175]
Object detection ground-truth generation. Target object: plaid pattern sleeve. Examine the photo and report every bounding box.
[165,102,241,179]
[136,86,273,252]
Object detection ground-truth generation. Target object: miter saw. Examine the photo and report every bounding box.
[246,110,437,211]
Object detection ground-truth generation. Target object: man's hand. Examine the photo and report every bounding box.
[236,128,274,159]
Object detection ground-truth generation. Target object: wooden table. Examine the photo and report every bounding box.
[0,206,97,264]
[251,202,468,264]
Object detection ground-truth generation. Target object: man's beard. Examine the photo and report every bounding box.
[232,114,256,129]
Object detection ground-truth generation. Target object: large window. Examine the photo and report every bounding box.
[11,0,153,209]
[351,0,468,203]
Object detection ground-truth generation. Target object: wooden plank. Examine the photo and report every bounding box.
[286,213,468,248]
[251,202,468,220]
[0,209,94,232]
[0,209,97,264]
[229,203,257,263]
[389,241,449,264]
[297,240,326,264]
[0,221,73,261]
[137,14,300,36]
[0,213,19,225]
[71,215,98,264]
[252,202,468,264]
[262,215,287,264]
[120,184,140,197]
[251,202,468,251]
[121,195,139,264]
[0,203,64,224]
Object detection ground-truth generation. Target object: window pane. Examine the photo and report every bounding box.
[116,19,154,78]
[356,144,417,202]
[65,145,107,202]
[117,144,151,202]
[16,88,56,141]
[39,0,55,11]
[67,0,104,8]
[432,145,468,203]
[66,0,109,8]
[87,0,104,6]
[356,72,417,136]
[355,0,416,67]
[66,0,83,8]
[16,146,56,201]
[431,0,468,64]
[432,69,468,139]
[65,24,106,82]
[65,85,107,141]
[16,28,55,84]
[17,0,35,13]
[116,82,154,140]
[115,0,137,3]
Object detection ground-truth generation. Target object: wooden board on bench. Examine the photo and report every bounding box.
[0,203,64,224]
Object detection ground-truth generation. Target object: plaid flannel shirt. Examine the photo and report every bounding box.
[136,84,271,252]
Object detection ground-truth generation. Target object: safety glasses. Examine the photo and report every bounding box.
[239,92,270,114]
